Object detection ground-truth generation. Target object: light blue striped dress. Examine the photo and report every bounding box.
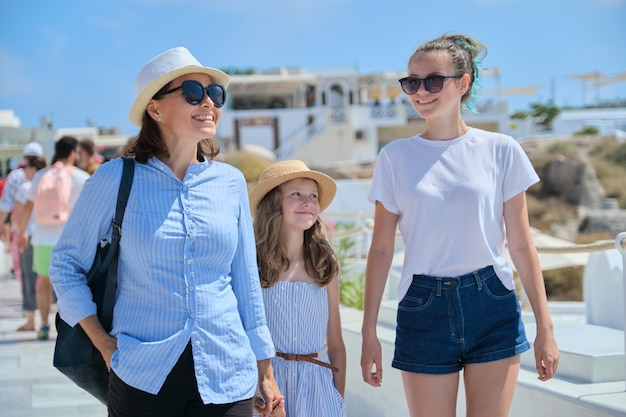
[262,280,346,417]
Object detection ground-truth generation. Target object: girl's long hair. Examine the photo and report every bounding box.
[254,186,338,288]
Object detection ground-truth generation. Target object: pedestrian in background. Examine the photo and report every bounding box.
[12,154,47,332]
[77,138,101,175]
[17,136,89,340]
[0,142,44,282]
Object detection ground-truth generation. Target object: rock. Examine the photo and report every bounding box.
[578,208,626,235]
[541,155,605,209]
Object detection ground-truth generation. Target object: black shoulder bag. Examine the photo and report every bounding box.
[53,157,134,405]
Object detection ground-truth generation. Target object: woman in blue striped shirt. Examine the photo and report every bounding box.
[50,47,285,417]
[249,160,347,417]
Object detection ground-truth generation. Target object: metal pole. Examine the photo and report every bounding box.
[615,232,626,392]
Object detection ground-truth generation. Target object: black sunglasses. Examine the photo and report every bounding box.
[398,75,461,95]
[162,80,226,107]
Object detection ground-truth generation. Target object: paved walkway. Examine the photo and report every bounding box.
[0,251,106,416]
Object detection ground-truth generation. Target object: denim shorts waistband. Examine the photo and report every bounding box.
[412,265,496,288]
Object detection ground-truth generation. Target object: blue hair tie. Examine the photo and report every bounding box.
[454,38,484,114]
[463,58,486,114]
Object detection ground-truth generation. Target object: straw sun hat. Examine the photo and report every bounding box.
[128,47,230,127]
[249,160,337,217]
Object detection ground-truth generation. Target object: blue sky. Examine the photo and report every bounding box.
[1,0,625,135]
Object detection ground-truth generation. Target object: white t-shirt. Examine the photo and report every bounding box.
[26,164,90,246]
[369,128,539,301]
[0,168,26,211]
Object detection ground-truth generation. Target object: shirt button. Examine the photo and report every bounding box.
[190,313,196,318]
[198,370,203,375]
[185,209,191,215]
[188,233,195,238]
[195,340,200,346]
[186,259,192,264]
[189,286,194,291]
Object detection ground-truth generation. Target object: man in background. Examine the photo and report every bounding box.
[17,136,90,340]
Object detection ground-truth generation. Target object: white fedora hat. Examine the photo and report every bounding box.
[128,47,230,127]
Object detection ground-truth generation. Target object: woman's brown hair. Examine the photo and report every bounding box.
[128,81,219,163]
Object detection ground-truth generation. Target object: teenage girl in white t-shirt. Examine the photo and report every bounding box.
[360,33,559,417]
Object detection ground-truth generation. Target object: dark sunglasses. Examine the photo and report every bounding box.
[398,75,461,95]
[162,80,226,107]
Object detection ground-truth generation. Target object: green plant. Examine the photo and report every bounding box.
[574,126,600,136]
[545,141,580,160]
[607,142,626,167]
[589,137,626,208]
[339,273,365,310]
[333,221,365,310]
[333,222,357,264]
[530,103,560,131]
[510,111,531,120]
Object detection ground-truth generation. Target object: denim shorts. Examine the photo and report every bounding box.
[392,266,530,374]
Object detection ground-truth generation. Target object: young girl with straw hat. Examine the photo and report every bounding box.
[250,160,347,417]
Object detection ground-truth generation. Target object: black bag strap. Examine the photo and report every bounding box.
[99,157,135,330]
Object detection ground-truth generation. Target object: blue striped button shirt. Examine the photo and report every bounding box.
[49,157,274,404]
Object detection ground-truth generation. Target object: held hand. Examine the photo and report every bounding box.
[256,359,285,417]
[361,334,383,387]
[254,396,268,416]
[254,395,285,417]
[534,329,559,381]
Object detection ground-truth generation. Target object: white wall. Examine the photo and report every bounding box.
[326,179,373,218]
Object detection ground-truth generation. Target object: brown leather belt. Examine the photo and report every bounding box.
[275,351,339,372]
